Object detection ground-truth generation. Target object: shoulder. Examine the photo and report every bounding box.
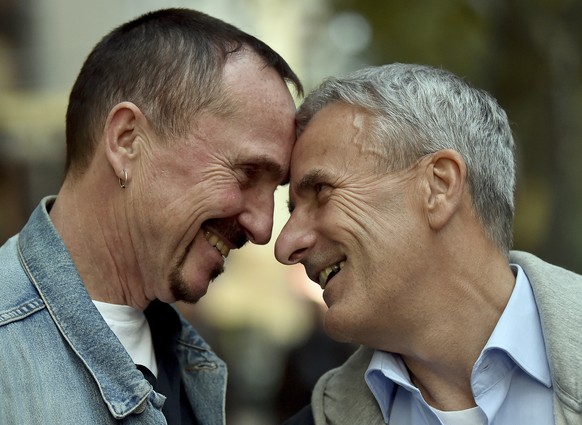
[511,251,582,410]
[311,346,384,424]
[171,306,226,370]
[317,345,374,387]
[510,250,582,285]
[511,250,582,315]
[0,235,45,327]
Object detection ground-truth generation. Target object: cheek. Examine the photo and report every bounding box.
[207,186,245,216]
[181,172,245,218]
[329,210,374,254]
[327,195,379,242]
[323,275,380,345]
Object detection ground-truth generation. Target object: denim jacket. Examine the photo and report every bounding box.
[0,196,227,424]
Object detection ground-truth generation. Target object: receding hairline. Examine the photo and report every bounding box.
[217,47,297,121]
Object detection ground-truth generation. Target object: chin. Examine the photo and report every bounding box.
[323,310,357,344]
[177,275,213,303]
[169,272,207,305]
[168,258,223,304]
[172,285,206,305]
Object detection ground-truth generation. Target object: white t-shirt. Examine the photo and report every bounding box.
[431,405,487,425]
[93,300,158,377]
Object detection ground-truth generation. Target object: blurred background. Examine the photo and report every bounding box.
[1,0,581,423]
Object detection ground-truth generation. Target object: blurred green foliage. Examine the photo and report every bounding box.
[330,0,582,272]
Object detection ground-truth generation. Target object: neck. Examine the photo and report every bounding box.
[50,177,150,310]
[400,249,515,411]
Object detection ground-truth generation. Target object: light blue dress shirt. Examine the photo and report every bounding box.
[365,265,554,424]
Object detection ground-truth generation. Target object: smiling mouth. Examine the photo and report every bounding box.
[318,260,346,289]
[204,230,231,258]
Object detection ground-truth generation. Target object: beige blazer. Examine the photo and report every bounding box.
[310,251,582,425]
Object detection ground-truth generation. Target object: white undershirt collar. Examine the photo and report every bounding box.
[92,300,158,377]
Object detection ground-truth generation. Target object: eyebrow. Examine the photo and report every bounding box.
[296,169,328,192]
[243,156,289,185]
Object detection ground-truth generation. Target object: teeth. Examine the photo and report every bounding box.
[204,231,231,258]
[318,260,346,289]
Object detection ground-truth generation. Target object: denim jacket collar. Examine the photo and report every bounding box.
[18,197,160,418]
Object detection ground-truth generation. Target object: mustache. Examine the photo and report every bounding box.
[204,218,248,249]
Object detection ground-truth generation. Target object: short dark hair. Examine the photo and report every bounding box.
[65,8,303,177]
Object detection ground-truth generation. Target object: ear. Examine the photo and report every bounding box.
[423,149,466,231]
[103,102,146,182]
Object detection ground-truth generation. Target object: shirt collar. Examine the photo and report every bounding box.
[476,264,551,388]
[19,197,154,418]
[365,351,410,423]
[364,264,551,420]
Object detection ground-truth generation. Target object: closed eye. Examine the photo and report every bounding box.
[314,183,328,194]
[297,169,333,194]
[241,166,260,182]
[237,158,286,187]
[287,199,295,214]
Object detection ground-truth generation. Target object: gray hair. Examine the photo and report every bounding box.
[297,63,515,254]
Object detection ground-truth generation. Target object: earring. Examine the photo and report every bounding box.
[119,169,128,189]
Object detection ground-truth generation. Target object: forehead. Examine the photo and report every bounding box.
[227,53,295,144]
[223,51,297,122]
[185,51,297,176]
[291,103,378,177]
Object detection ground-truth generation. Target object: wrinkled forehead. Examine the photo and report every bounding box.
[290,102,381,181]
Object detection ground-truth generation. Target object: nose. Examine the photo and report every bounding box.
[238,189,275,245]
[275,213,316,265]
